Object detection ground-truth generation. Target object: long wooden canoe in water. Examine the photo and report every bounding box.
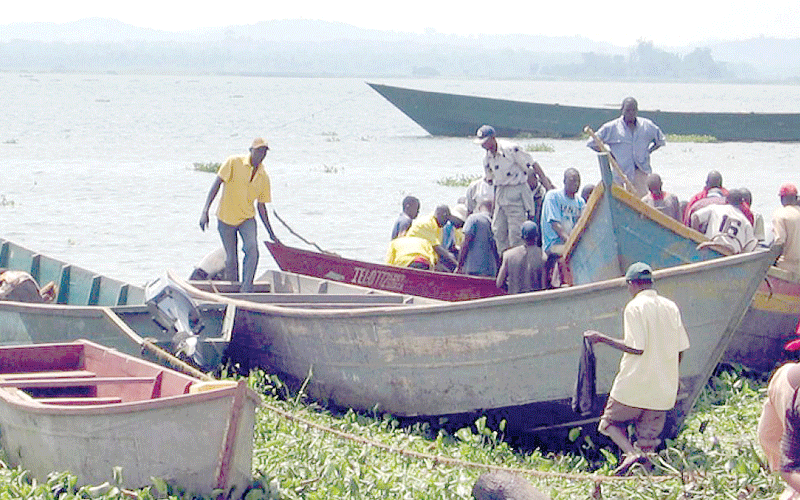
[368,82,800,142]
[0,340,259,496]
[172,246,776,440]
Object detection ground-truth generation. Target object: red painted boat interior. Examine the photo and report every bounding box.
[0,341,196,405]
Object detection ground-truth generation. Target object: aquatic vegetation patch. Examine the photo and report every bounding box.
[667,134,718,143]
[525,142,555,153]
[437,174,481,187]
[193,162,221,173]
[0,366,785,499]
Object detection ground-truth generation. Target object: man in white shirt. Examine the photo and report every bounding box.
[690,189,758,254]
[475,125,536,254]
[773,183,800,275]
[584,262,690,475]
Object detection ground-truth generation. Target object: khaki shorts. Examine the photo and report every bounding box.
[598,397,666,450]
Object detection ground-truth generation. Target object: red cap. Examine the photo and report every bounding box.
[779,183,798,197]
[784,321,800,350]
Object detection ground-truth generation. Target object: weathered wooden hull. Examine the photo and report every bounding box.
[265,241,505,301]
[0,301,232,370]
[369,83,800,141]
[174,248,774,437]
[727,267,800,372]
[0,341,259,496]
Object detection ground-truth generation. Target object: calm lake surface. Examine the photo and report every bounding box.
[2,73,800,285]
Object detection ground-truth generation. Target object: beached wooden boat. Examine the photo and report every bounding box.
[1,238,145,306]
[562,154,799,373]
[0,339,259,496]
[368,82,800,142]
[265,241,505,301]
[1,238,434,370]
[727,267,800,372]
[172,245,775,439]
[562,154,728,285]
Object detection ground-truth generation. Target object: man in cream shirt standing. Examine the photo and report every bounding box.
[584,262,690,475]
[475,125,536,254]
[199,137,279,293]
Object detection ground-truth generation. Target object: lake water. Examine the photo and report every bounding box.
[2,73,800,286]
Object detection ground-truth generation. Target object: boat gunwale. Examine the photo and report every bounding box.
[169,247,775,319]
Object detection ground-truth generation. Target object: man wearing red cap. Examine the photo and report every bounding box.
[199,138,279,292]
[773,183,800,275]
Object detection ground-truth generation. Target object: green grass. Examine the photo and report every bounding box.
[193,162,221,173]
[437,174,481,187]
[0,366,785,499]
[666,134,718,143]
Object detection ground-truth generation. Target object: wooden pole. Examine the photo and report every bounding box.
[584,126,636,194]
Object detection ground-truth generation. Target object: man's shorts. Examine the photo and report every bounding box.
[598,397,667,449]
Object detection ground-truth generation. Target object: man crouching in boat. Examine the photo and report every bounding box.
[386,236,438,270]
[583,262,690,475]
[404,205,458,271]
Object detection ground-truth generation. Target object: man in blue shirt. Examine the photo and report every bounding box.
[541,168,585,287]
[587,97,666,197]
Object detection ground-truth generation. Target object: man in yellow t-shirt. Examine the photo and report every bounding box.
[199,137,279,292]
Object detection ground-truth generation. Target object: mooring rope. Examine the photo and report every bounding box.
[256,397,676,485]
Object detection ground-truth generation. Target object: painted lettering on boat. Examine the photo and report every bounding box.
[351,267,406,291]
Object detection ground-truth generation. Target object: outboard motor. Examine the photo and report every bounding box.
[145,275,206,368]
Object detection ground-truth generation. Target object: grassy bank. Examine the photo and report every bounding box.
[0,367,785,499]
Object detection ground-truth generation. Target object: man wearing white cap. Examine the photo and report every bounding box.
[475,125,536,254]
[199,137,279,293]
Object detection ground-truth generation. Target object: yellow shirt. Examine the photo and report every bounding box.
[216,154,272,226]
[405,214,443,246]
[386,236,437,267]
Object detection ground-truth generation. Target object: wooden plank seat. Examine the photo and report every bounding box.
[0,376,156,389]
[35,396,124,405]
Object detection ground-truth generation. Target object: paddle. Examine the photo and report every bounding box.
[272,209,337,255]
[584,126,636,194]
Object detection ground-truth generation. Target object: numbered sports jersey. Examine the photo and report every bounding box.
[692,204,757,254]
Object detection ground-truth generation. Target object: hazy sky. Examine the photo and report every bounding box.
[5,0,800,46]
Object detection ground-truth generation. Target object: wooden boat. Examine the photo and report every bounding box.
[560,154,800,373]
[1,238,433,370]
[265,240,505,301]
[1,238,145,306]
[562,153,728,285]
[171,245,775,439]
[0,339,259,496]
[368,82,800,142]
[726,267,800,372]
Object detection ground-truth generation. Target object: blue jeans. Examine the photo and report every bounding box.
[217,218,258,293]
